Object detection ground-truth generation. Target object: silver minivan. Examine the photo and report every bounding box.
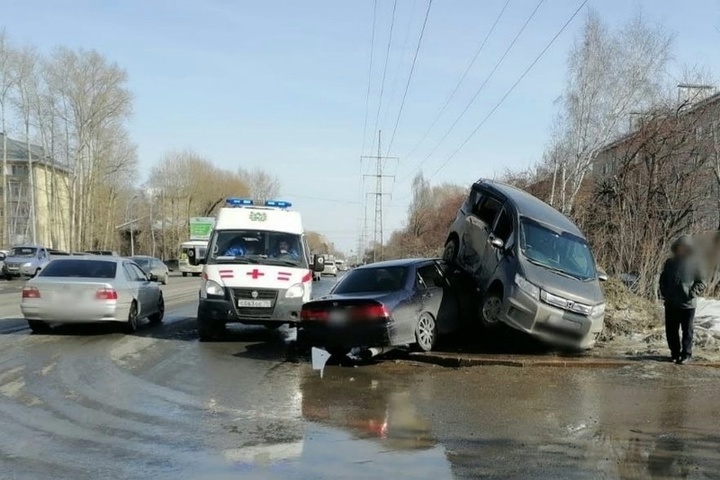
[443,179,607,350]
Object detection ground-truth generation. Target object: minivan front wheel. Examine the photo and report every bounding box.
[480,293,503,328]
[443,238,458,263]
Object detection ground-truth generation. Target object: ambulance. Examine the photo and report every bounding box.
[196,198,324,340]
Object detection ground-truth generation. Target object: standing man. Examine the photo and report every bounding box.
[659,235,706,364]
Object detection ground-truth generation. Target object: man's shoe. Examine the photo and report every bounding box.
[677,356,691,365]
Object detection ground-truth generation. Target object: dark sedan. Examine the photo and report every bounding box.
[298,258,461,354]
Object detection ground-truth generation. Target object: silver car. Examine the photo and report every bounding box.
[443,179,607,351]
[21,257,165,334]
[129,256,170,285]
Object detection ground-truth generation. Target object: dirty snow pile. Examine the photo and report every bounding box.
[596,278,720,361]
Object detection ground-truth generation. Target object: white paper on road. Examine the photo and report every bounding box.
[311,347,331,378]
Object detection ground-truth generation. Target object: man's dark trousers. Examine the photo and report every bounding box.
[665,306,695,359]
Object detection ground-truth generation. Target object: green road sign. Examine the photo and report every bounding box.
[189,217,215,240]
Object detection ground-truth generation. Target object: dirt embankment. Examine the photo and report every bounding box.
[597,278,720,361]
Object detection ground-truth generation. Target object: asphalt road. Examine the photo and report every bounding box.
[1,275,720,479]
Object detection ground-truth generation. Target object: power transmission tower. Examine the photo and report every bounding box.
[361,130,397,262]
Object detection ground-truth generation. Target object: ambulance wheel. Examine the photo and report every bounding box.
[182,272,188,277]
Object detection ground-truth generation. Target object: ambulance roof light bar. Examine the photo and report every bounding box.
[265,200,292,208]
[225,198,254,207]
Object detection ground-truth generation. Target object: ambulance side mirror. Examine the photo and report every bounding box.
[312,255,325,272]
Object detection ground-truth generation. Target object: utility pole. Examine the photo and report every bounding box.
[361,130,396,262]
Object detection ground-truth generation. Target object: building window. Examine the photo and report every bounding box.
[10,165,29,177]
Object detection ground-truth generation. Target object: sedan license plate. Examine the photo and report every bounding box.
[329,310,348,324]
[237,299,272,308]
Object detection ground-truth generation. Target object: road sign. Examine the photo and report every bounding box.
[189,217,215,241]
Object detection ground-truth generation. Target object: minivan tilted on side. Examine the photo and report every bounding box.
[443,179,607,350]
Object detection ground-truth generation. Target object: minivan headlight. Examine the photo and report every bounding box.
[201,279,224,298]
[285,283,305,299]
[591,303,606,316]
[22,262,32,268]
[515,274,539,299]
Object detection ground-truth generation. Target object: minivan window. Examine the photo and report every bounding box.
[473,196,502,227]
[494,208,514,243]
[520,218,597,281]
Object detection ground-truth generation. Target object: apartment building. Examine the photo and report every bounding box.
[0,133,71,249]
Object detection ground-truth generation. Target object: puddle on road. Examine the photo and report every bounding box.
[187,366,453,480]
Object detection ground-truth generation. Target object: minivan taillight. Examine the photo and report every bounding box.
[95,288,118,301]
[22,287,41,299]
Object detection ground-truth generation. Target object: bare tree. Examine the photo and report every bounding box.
[0,30,18,245]
[12,46,39,244]
[43,47,133,250]
[239,167,280,203]
[548,10,673,215]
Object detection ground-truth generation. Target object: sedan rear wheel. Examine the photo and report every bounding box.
[124,301,139,333]
[414,313,437,352]
[149,294,164,325]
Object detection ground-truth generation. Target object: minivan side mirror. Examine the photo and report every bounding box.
[489,236,505,250]
[312,255,325,272]
[597,268,608,282]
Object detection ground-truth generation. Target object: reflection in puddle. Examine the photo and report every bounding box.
[195,366,452,480]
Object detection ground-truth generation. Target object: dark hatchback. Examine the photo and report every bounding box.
[298,258,466,354]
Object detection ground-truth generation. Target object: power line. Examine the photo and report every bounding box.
[360,0,379,157]
[385,0,434,156]
[407,0,545,177]
[431,0,589,177]
[402,0,511,162]
[370,0,398,155]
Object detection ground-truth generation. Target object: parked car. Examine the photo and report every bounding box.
[298,258,461,355]
[2,245,55,279]
[443,179,607,350]
[129,256,170,285]
[0,250,6,273]
[335,260,348,272]
[20,257,165,334]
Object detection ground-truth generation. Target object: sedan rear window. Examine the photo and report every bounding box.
[39,260,117,279]
[333,266,407,294]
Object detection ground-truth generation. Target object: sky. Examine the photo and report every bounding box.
[4,0,720,253]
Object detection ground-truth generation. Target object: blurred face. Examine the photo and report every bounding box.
[675,244,690,257]
[279,241,289,252]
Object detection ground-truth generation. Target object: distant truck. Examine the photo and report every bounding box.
[2,245,62,279]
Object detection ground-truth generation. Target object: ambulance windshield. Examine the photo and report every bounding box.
[208,230,307,268]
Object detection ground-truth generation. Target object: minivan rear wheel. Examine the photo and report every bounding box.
[443,238,458,263]
[480,293,503,328]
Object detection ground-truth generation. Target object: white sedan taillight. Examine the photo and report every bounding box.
[22,286,41,300]
[95,288,118,301]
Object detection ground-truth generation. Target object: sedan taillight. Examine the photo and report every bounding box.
[300,309,329,322]
[95,288,118,300]
[22,287,41,299]
[351,304,389,321]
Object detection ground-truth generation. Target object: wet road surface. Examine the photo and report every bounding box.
[1,276,720,479]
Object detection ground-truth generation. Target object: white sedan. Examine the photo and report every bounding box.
[21,257,165,334]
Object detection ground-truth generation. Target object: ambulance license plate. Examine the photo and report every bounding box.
[237,299,272,308]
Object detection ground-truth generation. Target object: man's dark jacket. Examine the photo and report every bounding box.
[659,236,706,309]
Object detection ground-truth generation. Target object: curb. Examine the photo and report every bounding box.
[407,352,719,369]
